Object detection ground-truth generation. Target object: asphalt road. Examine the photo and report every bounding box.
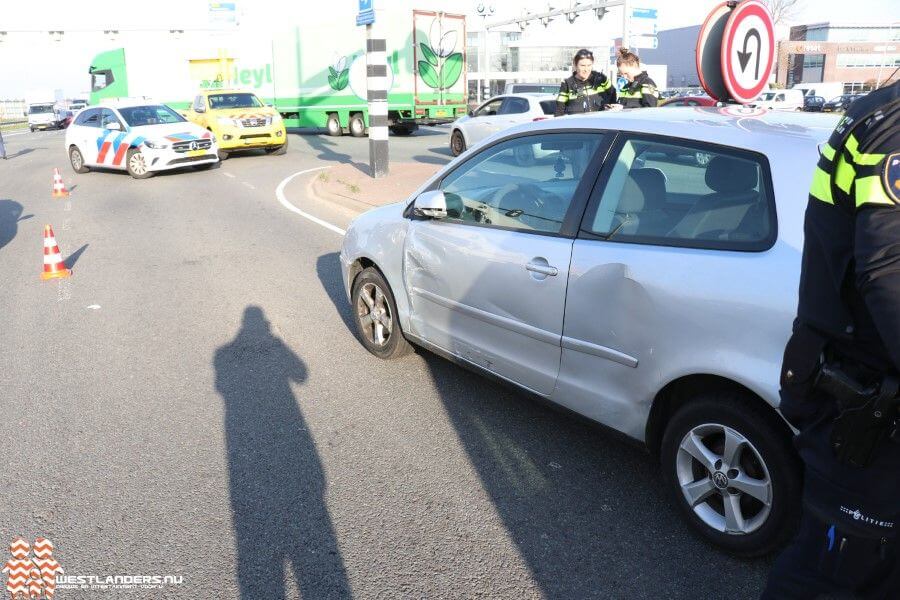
[0,126,772,599]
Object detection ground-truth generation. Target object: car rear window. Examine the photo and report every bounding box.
[539,100,556,115]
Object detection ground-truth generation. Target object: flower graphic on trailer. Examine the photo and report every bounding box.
[328,55,351,91]
[418,18,463,90]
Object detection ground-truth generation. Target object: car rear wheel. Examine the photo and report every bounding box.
[349,114,366,138]
[450,130,466,157]
[125,148,154,179]
[351,267,412,360]
[326,113,343,137]
[660,393,800,557]
[69,146,89,174]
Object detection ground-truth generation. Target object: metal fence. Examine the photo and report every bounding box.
[1,99,27,122]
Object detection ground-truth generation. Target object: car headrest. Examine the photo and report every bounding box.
[629,168,667,209]
[705,156,758,193]
[618,173,646,214]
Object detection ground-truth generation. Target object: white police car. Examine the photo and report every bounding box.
[65,100,219,179]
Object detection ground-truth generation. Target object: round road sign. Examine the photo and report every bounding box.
[695,2,732,102]
[721,0,775,104]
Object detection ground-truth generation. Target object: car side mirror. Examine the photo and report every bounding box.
[105,122,121,131]
[468,110,475,117]
[413,190,448,219]
[194,106,206,113]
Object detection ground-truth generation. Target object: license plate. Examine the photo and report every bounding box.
[187,150,206,157]
[435,109,448,117]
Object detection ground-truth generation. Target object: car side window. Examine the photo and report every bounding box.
[100,109,122,129]
[499,97,530,115]
[475,99,503,117]
[74,109,101,127]
[439,132,606,235]
[583,137,775,251]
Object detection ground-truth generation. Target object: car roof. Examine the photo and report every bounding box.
[98,98,165,109]
[510,106,839,153]
[200,89,256,95]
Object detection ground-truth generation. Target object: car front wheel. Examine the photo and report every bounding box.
[450,130,466,156]
[351,267,411,360]
[126,148,154,179]
[660,393,800,557]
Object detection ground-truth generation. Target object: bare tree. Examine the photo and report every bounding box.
[764,0,803,26]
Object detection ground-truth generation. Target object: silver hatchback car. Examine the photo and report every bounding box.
[341,107,839,556]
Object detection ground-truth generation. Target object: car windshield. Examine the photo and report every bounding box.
[758,92,777,101]
[118,105,186,127]
[207,93,264,109]
[29,105,54,114]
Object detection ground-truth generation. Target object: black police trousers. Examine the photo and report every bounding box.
[762,511,899,599]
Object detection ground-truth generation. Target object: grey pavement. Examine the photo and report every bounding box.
[0,127,772,599]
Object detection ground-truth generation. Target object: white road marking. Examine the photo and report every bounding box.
[222,172,236,179]
[275,167,346,236]
[87,304,101,310]
[242,181,256,190]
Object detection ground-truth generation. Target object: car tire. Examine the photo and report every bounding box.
[217,149,230,161]
[69,145,89,174]
[125,148,154,179]
[266,136,288,155]
[326,113,343,137]
[350,267,412,360]
[349,113,366,138]
[29,127,35,133]
[450,129,466,157]
[660,393,801,557]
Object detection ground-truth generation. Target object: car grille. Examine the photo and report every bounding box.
[172,139,213,153]
[241,117,270,128]
[167,155,215,165]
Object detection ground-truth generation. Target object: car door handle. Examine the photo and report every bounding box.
[526,262,558,276]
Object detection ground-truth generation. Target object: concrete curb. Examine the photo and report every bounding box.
[306,171,391,215]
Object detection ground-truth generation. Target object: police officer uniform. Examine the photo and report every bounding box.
[617,71,659,108]
[554,71,616,116]
[763,81,900,599]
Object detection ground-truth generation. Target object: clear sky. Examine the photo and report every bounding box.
[1,0,897,99]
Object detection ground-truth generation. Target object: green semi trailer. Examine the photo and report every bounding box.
[87,5,466,136]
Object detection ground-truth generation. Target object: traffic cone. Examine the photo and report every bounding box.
[51,168,69,198]
[40,225,71,280]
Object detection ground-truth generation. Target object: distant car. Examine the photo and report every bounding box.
[342,107,842,557]
[503,83,562,95]
[55,109,75,128]
[450,93,556,158]
[823,94,862,113]
[27,103,62,131]
[750,89,804,111]
[65,100,218,179]
[802,96,825,112]
[184,89,287,160]
[660,95,717,107]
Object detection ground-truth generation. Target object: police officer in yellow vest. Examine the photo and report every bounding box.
[554,49,616,117]
[614,48,659,108]
[762,80,900,599]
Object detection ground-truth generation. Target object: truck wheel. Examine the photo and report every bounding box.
[69,146,90,174]
[349,114,366,138]
[126,148,154,179]
[326,114,343,137]
[450,130,466,156]
[660,392,801,557]
[266,136,288,155]
[217,150,229,161]
[30,126,35,133]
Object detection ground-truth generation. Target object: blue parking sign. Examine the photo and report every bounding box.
[359,0,372,11]
[357,0,374,26]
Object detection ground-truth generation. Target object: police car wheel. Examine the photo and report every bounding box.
[349,114,366,138]
[326,114,343,137]
[450,130,466,157]
[350,267,412,360]
[661,393,801,557]
[69,146,89,174]
[126,148,154,179]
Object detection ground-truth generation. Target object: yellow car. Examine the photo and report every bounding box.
[186,89,287,160]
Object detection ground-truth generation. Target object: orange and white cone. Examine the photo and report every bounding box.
[41,225,71,280]
[51,168,69,198]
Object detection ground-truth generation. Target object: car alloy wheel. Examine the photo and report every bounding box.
[675,423,772,536]
[450,130,466,156]
[129,152,147,175]
[69,146,88,174]
[350,267,412,359]
[356,282,394,348]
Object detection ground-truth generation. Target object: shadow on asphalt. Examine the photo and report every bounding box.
[6,147,40,159]
[0,199,29,251]
[316,253,355,334]
[409,154,450,166]
[317,250,772,597]
[303,133,369,176]
[215,306,351,599]
[427,146,454,158]
[64,243,89,268]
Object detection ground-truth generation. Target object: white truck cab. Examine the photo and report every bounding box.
[27,102,61,131]
[750,88,804,111]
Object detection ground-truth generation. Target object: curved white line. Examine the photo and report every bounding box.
[274,166,346,236]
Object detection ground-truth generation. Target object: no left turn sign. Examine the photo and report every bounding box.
[721,0,775,104]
